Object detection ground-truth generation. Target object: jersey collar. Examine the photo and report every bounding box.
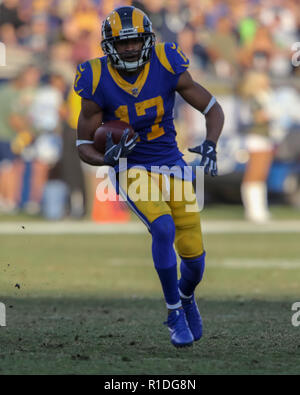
[107,60,150,98]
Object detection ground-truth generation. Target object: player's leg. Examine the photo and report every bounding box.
[117,170,193,347]
[241,143,273,223]
[241,180,270,222]
[118,170,181,310]
[168,176,205,340]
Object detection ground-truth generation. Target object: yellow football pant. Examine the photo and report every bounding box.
[118,169,204,258]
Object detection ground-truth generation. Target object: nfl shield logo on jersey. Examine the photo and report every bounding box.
[131,88,139,97]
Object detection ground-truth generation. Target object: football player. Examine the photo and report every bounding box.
[74,6,224,348]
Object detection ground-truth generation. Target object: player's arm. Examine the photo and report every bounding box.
[77,98,105,166]
[176,70,225,176]
[176,70,224,144]
[77,98,139,167]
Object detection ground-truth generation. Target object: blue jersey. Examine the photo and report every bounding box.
[74,42,190,172]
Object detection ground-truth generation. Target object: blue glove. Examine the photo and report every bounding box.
[188,139,218,176]
[104,129,139,166]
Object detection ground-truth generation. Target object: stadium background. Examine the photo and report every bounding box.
[0,0,300,375]
[0,0,299,219]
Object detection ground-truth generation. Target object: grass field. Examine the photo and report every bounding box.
[0,205,300,375]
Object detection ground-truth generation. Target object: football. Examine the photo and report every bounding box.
[93,120,135,154]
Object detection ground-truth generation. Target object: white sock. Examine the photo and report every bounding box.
[178,288,193,299]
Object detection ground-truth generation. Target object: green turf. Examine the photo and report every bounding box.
[201,204,300,220]
[1,203,300,222]
[0,232,300,375]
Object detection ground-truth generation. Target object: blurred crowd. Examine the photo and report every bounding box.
[135,0,300,79]
[0,0,300,221]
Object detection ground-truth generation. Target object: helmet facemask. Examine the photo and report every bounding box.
[102,32,155,72]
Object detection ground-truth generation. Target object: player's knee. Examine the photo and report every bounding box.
[150,214,175,244]
[176,232,204,258]
[173,211,203,257]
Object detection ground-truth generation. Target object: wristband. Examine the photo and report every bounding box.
[205,139,216,149]
[76,139,94,147]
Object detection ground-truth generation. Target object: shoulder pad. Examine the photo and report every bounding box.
[154,42,189,75]
[74,58,102,99]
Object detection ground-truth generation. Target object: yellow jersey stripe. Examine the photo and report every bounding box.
[67,89,81,130]
[132,8,145,33]
[88,58,102,95]
[110,10,122,37]
[154,43,175,74]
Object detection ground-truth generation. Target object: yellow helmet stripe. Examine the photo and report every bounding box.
[109,10,123,37]
[132,8,145,33]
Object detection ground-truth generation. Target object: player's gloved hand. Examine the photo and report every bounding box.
[188,139,218,176]
[104,128,139,166]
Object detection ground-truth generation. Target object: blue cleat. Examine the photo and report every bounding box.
[181,295,203,341]
[164,309,194,348]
